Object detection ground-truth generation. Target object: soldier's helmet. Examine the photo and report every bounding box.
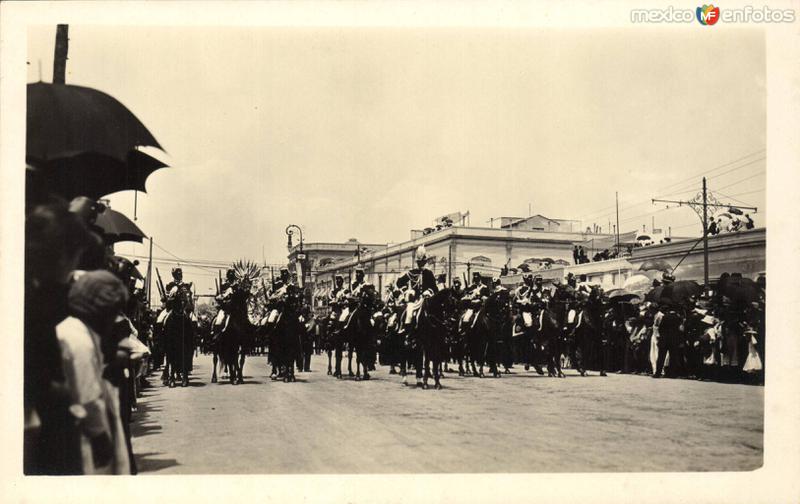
[662,272,675,284]
[226,268,235,279]
[172,267,182,277]
[415,245,428,264]
[523,273,533,283]
[534,275,543,283]
[355,266,365,275]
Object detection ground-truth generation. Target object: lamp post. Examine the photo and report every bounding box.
[286,224,304,286]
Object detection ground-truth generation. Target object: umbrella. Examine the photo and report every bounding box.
[638,259,673,273]
[94,208,146,244]
[718,276,760,304]
[644,285,665,304]
[27,82,167,200]
[606,288,642,303]
[110,255,144,280]
[660,280,702,306]
[623,274,652,295]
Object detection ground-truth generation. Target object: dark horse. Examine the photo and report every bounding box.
[210,286,251,385]
[271,287,303,382]
[162,285,195,388]
[568,286,604,376]
[339,285,381,381]
[466,289,509,378]
[530,299,566,378]
[412,287,459,389]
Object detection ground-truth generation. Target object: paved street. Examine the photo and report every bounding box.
[132,353,763,474]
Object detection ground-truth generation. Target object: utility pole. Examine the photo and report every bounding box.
[702,177,709,289]
[652,176,757,289]
[53,25,69,84]
[146,236,154,305]
[615,191,620,254]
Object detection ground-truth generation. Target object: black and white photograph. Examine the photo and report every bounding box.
[1,1,799,503]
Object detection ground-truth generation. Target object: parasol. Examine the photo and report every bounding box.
[644,285,665,304]
[638,259,673,273]
[26,82,167,200]
[623,274,652,295]
[605,288,642,304]
[660,280,702,306]
[718,276,761,304]
[94,207,146,244]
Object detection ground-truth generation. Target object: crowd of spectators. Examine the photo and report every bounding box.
[25,190,151,475]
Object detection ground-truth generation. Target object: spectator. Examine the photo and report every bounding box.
[24,201,92,475]
[57,270,132,474]
[744,214,755,230]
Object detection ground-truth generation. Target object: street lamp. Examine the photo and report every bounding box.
[286,224,303,252]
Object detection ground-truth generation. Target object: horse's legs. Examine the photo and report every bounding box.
[238,351,246,384]
[422,353,430,389]
[334,344,343,378]
[347,347,355,377]
[327,349,333,375]
[433,357,442,389]
[212,352,218,383]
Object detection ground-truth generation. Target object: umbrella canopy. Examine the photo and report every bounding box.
[623,274,652,295]
[27,82,167,200]
[638,259,673,273]
[718,276,761,305]
[94,208,146,244]
[644,285,665,304]
[110,255,144,280]
[605,288,642,304]
[660,280,702,306]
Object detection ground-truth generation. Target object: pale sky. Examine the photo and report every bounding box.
[27,26,766,293]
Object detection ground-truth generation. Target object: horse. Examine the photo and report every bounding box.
[465,289,508,378]
[210,287,252,385]
[413,287,459,389]
[161,286,195,388]
[530,300,566,378]
[338,285,381,381]
[271,288,304,383]
[568,287,604,376]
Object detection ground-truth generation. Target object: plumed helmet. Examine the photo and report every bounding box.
[172,267,182,276]
[662,272,675,283]
[415,245,427,262]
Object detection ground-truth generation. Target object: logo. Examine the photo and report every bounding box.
[697,4,721,25]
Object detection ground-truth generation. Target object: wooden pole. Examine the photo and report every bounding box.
[53,25,69,84]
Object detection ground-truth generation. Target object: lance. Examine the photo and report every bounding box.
[155,268,166,299]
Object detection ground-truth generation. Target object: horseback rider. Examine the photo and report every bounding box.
[451,277,463,297]
[164,267,193,314]
[531,275,551,305]
[343,266,371,328]
[395,246,437,331]
[459,271,489,332]
[436,273,447,292]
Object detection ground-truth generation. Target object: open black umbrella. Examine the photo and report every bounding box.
[606,288,642,303]
[660,280,702,306]
[638,259,673,273]
[27,82,167,200]
[94,208,146,244]
[718,276,760,304]
[644,285,665,304]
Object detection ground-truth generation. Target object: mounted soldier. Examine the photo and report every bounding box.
[395,246,437,332]
[459,271,489,333]
[324,274,347,375]
[161,267,195,387]
[268,267,303,382]
[211,265,254,384]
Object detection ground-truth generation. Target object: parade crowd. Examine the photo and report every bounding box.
[23,192,766,475]
[25,192,154,475]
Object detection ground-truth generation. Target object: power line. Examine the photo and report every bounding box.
[578,149,766,221]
